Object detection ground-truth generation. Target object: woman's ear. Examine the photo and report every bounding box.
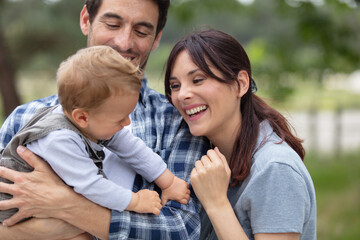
[72,109,89,128]
[237,70,250,98]
[80,5,90,36]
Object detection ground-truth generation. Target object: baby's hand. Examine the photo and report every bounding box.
[127,189,162,215]
[161,177,190,206]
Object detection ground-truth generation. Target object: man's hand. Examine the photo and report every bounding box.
[0,146,112,240]
[0,217,83,240]
[0,146,73,226]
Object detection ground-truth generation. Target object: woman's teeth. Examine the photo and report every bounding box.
[186,106,207,115]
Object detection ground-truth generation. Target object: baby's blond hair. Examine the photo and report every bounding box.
[57,46,141,114]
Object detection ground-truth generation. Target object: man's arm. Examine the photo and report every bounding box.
[0,218,84,240]
[0,146,110,240]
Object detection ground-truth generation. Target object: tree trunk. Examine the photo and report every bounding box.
[0,25,20,117]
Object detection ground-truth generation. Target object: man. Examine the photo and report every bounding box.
[0,0,209,239]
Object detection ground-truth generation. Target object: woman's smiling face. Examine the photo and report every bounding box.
[169,50,242,141]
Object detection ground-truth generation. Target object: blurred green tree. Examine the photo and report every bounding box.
[0,0,85,117]
[0,0,359,118]
[166,0,360,101]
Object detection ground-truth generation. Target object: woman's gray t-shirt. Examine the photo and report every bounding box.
[200,121,316,240]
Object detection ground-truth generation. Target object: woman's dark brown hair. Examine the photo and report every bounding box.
[164,29,305,186]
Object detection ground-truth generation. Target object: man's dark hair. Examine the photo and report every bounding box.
[84,0,169,35]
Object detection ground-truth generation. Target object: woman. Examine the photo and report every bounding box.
[164,29,316,240]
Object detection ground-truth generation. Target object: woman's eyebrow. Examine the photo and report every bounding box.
[188,68,200,76]
[169,68,201,80]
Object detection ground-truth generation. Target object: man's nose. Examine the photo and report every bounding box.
[113,27,133,51]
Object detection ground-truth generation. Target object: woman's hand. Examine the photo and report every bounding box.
[191,148,249,239]
[190,147,231,211]
[0,146,74,226]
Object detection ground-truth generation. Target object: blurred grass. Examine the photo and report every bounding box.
[305,152,360,240]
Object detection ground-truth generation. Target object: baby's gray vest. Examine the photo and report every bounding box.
[0,106,106,222]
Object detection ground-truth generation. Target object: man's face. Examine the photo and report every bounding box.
[80,0,162,70]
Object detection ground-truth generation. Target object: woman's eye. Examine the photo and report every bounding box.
[193,78,204,84]
[170,84,180,91]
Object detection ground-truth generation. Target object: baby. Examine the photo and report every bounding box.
[0,46,190,235]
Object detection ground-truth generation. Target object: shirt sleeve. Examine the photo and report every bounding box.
[240,162,311,234]
[26,129,133,212]
[0,110,16,150]
[106,128,167,183]
[0,95,59,150]
[109,122,210,240]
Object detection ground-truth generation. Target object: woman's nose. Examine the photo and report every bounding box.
[177,84,193,101]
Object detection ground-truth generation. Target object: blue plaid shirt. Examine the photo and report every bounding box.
[0,78,210,239]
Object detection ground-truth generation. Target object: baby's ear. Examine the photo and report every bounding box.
[236,70,250,98]
[72,109,89,128]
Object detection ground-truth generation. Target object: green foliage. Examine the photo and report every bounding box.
[166,0,360,101]
[1,0,85,72]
